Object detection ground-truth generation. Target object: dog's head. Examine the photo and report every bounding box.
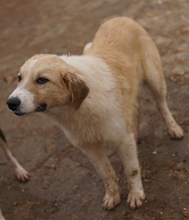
[7,54,89,116]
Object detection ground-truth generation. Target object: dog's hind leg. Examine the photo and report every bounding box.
[142,41,183,139]
[0,129,30,182]
[80,144,121,210]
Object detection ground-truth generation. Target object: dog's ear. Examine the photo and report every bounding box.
[63,71,89,110]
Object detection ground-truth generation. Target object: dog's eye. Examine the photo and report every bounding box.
[36,77,49,84]
[18,75,22,82]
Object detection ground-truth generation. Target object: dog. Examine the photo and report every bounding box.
[7,17,183,210]
[0,128,30,220]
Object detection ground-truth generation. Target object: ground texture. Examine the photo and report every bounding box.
[0,0,189,219]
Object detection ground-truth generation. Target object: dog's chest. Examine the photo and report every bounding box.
[48,106,125,147]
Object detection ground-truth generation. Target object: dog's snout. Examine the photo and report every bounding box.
[7,97,21,111]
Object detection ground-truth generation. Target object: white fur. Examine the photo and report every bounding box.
[9,87,35,114]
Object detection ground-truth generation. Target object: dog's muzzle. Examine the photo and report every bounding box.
[35,103,47,112]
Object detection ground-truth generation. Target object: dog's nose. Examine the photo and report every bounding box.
[7,97,21,111]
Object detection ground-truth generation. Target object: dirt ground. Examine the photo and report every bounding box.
[0,0,189,219]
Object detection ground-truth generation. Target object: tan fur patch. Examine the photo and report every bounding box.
[63,71,89,109]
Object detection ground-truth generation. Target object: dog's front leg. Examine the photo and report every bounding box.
[80,144,121,210]
[117,133,145,209]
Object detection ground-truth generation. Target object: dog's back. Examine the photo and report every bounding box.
[83,17,158,130]
[84,17,161,84]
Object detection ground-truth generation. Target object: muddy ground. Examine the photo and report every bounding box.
[0,0,189,219]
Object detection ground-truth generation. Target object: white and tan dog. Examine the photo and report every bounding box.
[7,17,183,210]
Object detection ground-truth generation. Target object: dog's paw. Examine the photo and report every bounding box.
[127,188,145,209]
[168,124,184,139]
[102,192,121,210]
[15,166,30,182]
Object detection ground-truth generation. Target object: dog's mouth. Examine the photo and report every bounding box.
[35,103,47,112]
[12,103,47,116]
[15,112,26,116]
